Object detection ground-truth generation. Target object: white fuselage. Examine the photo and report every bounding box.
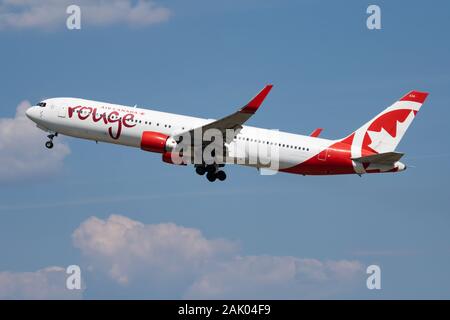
[26,97,335,173]
[26,94,412,177]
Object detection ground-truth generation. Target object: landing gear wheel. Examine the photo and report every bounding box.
[206,172,217,182]
[195,166,206,176]
[216,170,226,181]
[45,132,57,150]
[206,165,216,174]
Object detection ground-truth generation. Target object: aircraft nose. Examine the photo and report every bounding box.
[25,106,38,121]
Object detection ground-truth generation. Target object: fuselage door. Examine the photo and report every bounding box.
[58,105,66,118]
[317,148,328,161]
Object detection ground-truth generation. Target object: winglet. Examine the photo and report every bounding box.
[240,84,273,114]
[310,128,323,138]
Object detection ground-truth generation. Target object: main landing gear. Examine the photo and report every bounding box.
[195,164,227,182]
[45,133,58,149]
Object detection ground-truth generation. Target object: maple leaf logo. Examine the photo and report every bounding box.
[366,111,414,153]
[367,128,398,153]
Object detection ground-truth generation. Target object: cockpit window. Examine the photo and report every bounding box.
[37,102,46,107]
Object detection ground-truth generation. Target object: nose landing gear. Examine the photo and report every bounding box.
[45,133,58,149]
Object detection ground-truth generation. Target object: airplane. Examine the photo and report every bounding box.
[25,85,428,182]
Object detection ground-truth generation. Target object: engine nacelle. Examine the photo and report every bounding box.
[162,151,187,165]
[140,131,176,153]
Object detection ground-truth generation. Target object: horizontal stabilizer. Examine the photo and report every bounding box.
[352,152,404,165]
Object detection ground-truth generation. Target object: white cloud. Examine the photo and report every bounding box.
[0,266,83,299]
[185,256,363,299]
[0,0,171,30]
[72,215,236,286]
[0,101,70,182]
[73,215,364,299]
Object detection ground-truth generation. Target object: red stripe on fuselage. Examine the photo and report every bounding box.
[280,134,358,175]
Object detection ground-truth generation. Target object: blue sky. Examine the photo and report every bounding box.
[0,0,449,299]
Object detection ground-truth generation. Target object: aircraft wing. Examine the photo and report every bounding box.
[173,84,273,144]
[352,152,404,165]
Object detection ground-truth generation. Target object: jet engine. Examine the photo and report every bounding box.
[140,131,186,165]
[140,131,176,153]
